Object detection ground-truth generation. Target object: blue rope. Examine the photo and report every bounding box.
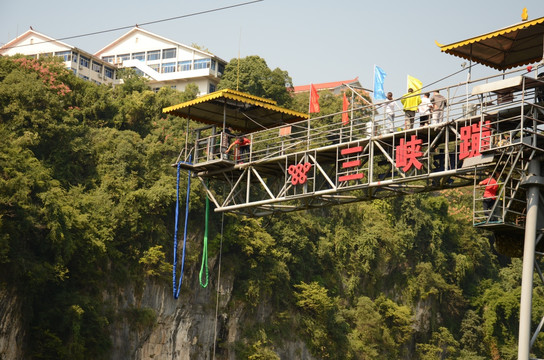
[173,157,191,299]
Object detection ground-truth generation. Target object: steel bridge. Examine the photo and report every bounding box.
[167,72,544,220]
[164,13,544,360]
[165,70,544,358]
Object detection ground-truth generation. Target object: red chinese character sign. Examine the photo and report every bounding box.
[338,146,365,182]
[395,135,423,172]
[459,121,491,160]
[288,162,312,185]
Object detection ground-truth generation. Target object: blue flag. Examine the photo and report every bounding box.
[374,65,387,100]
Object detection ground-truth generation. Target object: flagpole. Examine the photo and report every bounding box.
[373,65,376,101]
[307,84,312,150]
[308,83,312,114]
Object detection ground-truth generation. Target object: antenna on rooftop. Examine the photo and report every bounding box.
[236,27,241,91]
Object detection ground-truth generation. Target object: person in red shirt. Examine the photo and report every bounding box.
[479,172,499,217]
[226,135,251,163]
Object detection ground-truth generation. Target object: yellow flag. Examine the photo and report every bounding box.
[407,75,422,94]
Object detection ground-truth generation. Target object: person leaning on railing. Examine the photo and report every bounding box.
[226,135,251,163]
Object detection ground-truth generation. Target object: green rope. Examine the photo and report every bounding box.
[199,189,209,288]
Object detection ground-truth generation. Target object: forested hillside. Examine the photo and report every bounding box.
[0,54,542,359]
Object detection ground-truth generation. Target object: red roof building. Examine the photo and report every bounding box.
[291,77,369,96]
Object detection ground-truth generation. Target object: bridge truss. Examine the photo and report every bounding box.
[165,68,544,358]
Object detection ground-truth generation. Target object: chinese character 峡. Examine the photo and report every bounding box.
[396,135,423,172]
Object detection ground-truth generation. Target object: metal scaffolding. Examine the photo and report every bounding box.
[165,67,544,358]
[164,13,544,359]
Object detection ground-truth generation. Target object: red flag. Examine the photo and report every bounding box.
[309,84,320,113]
[342,93,349,125]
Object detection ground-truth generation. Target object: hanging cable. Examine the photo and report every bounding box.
[4,0,263,50]
[212,211,225,360]
[173,157,192,299]
[199,181,210,288]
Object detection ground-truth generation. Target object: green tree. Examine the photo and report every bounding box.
[294,281,350,359]
[218,55,293,107]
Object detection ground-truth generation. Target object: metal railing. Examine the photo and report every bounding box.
[188,67,544,167]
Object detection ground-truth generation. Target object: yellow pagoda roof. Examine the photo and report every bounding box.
[162,89,309,133]
[436,15,544,70]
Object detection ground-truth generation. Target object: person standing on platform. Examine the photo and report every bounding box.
[401,88,421,130]
[479,172,499,218]
[220,126,234,159]
[418,92,432,127]
[384,92,399,133]
[431,90,447,124]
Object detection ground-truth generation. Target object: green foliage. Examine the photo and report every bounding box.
[240,329,280,360]
[294,281,350,359]
[0,55,197,358]
[416,327,459,360]
[139,245,171,278]
[0,53,528,360]
[125,306,157,330]
[218,55,293,107]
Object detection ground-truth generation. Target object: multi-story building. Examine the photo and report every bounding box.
[0,29,117,85]
[95,26,227,94]
[1,26,228,95]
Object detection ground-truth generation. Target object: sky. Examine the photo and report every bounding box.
[1,0,543,99]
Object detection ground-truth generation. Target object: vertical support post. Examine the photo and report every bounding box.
[307,117,311,151]
[185,108,190,161]
[518,159,542,360]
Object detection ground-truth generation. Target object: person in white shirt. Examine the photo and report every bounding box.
[383,92,399,133]
[418,92,432,127]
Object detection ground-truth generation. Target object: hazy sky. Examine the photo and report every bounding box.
[1,0,543,99]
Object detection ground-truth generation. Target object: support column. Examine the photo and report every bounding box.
[518,159,542,360]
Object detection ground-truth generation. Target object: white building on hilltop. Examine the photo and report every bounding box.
[95,27,227,94]
[0,29,117,85]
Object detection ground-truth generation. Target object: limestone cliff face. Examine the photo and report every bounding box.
[0,287,25,360]
[107,260,314,360]
[0,260,313,360]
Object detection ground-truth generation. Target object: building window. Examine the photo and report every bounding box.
[147,50,160,61]
[92,62,102,73]
[55,51,72,62]
[161,62,176,73]
[132,52,145,61]
[71,68,77,75]
[80,56,90,68]
[104,67,114,79]
[194,59,210,70]
[209,83,216,93]
[218,63,225,75]
[211,59,216,71]
[170,85,176,90]
[162,48,176,59]
[178,60,192,71]
[79,74,89,80]
[72,53,78,63]
[152,87,160,93]
[149,64,160,72]
[118,54,130,62]
[102,55,114,63]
